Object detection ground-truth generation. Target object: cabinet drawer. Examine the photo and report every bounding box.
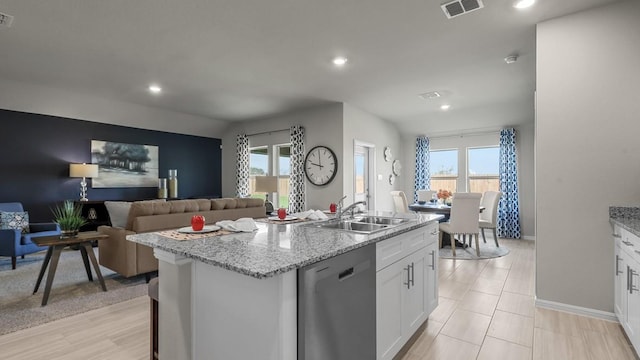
[376,227,429,272]
[621,229,640,263]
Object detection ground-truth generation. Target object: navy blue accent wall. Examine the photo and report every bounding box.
[0,109,222,222]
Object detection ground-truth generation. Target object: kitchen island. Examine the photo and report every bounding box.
[128,211,443,360]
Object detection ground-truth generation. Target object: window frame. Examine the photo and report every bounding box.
[429,148,459,192]
[466,146,500,193]
[249,143,291,208]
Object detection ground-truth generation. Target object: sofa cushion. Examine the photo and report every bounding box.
[0,211,30,234]
[236,198,248,208]
[245,198,265,208]
[223,198,237,209]
[104,201,132,228]
[195,199,211,211]
[211,199,226,210]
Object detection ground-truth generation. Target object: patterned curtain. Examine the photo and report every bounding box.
[413,136,430,203]
[288,125,306,213]
[235,134,249,197]
[498,128,521,239]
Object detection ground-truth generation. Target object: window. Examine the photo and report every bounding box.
[430,149,458,192]
[249,144,291,208]
[467,146,500,193]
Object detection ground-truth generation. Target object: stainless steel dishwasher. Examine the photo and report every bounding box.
[298,243,376,360]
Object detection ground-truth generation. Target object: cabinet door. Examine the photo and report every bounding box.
[403,249,427,338]
[377,259,406,360]
[615,238,627,322]
[425,241,439,314]
[627,257,640,351]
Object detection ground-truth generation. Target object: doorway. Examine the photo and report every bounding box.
[354,141,375,211]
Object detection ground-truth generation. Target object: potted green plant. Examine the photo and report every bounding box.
[51,200,87,237]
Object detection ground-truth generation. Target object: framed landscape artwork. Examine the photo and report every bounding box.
[90,140,159,188]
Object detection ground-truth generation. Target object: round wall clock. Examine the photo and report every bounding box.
[304,145,338,186]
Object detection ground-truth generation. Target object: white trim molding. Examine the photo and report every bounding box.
[535,298,618,322]
[523,235,536,241]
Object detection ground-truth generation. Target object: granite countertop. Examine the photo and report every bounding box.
[610,206,640,237]
[127,211,443,279]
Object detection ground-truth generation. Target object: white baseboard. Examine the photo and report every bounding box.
[535,298,618,322]
[523,235,536,241]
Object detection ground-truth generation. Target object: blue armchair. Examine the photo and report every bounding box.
[0,202,61,269]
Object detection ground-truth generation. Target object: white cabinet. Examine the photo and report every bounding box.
[613,224,640,353]
[376,223,438,360]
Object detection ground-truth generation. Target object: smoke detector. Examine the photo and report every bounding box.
[419,91,442,100]
[441,0,484,19]
[0,12,14,28]
[504,55,518,64]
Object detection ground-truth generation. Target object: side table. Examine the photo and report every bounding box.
[32,231,109,306]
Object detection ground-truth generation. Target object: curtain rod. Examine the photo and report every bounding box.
[246,128,289,137]
[424,129,500,140]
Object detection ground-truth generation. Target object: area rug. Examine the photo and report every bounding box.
[0,248,147,335]
[439,239,510,260]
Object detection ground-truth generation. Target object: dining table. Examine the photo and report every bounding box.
[408,202,485,214]
[408,202,485,248]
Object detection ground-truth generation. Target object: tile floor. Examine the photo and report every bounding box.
[0,238,637,359]
[401,238,638,360]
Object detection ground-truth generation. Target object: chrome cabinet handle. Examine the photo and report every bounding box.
[631,268,639,294]
[430,229,438,236]
[623,241,634,247]
[635,250,640,256]
[628,266,631,291]
[410,262,415,287]
[613,234,621,238]
[404,266,411,289]
[616,255,623,275]
[430,250,436,270]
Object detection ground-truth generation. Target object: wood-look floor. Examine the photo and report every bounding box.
[0,238,637,359]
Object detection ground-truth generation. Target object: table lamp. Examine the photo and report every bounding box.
[69,163,99,201]
[254,176,278,214]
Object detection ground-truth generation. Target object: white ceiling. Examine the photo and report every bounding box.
[0,0,620,136]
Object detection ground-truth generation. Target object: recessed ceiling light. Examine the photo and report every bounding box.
[513,0,535,9]
[440,104,451,111]
[148,84,162,94]
[332,57,348,67]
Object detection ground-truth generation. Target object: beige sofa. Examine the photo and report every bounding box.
[98,198,265,278]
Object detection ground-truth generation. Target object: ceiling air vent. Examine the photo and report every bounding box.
[0,12,14,28]
[441,0,484,19]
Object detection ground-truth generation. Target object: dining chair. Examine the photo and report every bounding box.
[417,190,436,203]
[438,192,482,256]
[479,191,502,247]
[390,191,410,213]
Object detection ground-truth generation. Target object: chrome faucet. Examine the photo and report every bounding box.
[335,195,347,216]
[338,200,367,219]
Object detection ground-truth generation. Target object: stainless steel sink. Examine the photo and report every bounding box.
[305,216,409,234]
[318,221,388,233]
[354,216,409,226]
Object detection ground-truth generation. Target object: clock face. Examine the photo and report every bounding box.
[304,146,338,186]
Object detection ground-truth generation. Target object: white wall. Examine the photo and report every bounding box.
[401,126,536,239]
[221,104,345,210]
[342,104,402,212]
[536,0,640,312]
[0,78,227,138]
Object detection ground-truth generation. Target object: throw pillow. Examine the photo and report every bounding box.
[104,201,132,228]
[0,211,30,233]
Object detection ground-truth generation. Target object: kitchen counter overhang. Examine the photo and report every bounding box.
[127,211,443,279]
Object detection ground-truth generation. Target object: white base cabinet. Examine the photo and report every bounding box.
[613,224,640,353]
[377,223,438,360]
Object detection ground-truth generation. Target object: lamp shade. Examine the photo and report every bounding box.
[254,176,278,192]
[69,163,99,178]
